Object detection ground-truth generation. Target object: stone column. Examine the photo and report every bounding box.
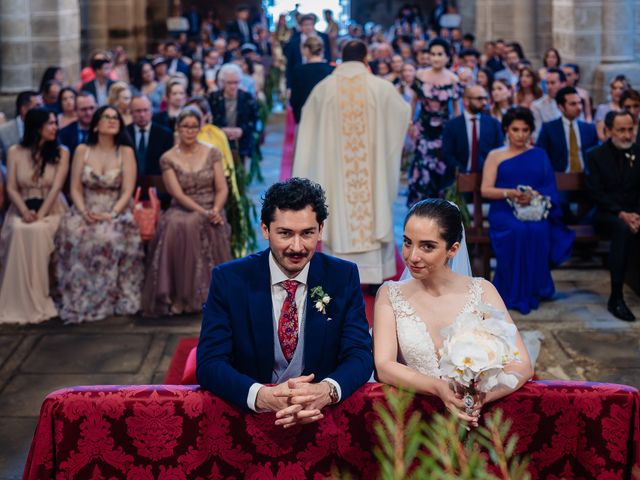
[593,0,640,103]
[0,0,80,95]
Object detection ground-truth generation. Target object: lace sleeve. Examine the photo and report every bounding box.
[207,146,222,166]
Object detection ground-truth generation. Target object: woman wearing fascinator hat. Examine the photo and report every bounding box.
[373,198,533,427]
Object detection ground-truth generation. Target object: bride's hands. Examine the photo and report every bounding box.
[434,379,480,428]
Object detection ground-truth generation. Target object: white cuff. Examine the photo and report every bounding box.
[247,382,264,412]
[322,378,342,403]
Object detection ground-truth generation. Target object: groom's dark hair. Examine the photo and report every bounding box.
[261,177,329,227]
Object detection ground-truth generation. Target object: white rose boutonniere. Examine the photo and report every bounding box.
[310,286,331,318]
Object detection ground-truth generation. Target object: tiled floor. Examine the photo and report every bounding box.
[0,112,638,479]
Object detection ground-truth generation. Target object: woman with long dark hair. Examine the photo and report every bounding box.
[0,108,69,323]
[57,87,78,129]
[55,106,143,323]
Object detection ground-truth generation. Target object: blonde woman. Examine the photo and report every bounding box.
[107,81,133,125]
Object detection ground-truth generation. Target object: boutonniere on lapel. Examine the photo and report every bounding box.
[310,286,332,319]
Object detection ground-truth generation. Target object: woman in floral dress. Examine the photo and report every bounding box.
[56,106,143,323]
[407,38,460,206]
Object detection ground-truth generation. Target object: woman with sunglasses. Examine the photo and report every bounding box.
[55,106,143,323]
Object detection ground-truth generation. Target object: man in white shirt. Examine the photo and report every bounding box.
[197,178,373,425]
[530,67,566,138]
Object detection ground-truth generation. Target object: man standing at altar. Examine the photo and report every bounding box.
[293,40,411,285]
[197,178,373,425]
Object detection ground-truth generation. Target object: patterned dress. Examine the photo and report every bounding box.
[407,82,459,205]
[141,146,232,315]
[55,147,144,323]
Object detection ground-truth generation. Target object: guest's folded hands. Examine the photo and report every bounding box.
[255,374,316,414]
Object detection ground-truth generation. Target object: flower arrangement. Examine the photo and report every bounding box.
[439,304,521,413]
[310,286,331,316]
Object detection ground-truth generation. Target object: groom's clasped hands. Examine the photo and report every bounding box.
[255,374,333,428]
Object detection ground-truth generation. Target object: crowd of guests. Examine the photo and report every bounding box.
[283,4,639,321]
[0,2,637,326]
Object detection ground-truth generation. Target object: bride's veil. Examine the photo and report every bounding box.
[400,202,473,280]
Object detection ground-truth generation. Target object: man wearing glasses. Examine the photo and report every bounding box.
[442,85,504,181]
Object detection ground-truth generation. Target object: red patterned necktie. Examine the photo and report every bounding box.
[278,280,299,362]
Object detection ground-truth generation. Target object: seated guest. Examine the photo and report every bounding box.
[127,95,173,177]
[208,64,258,165]
[0,90,42,165]
[494,49,521,87]
[57,87,78,129]
[489,79,513,122]
[536,86,599,173]
[620,88,640,144]
[0,108,68,324]
[142,108,231,316]
[561,63,592,122]
[289,36,334,124]
[107,81,133,126]
[594,75,629,142]
[481,107,575,314]
[134,60,165,113]
[58,92,97,162]
[55,106,143,323]
[81,58,114,106]
[152,80,186,133]
[530,67,565,138]
[442,85,504,179]
[514,66,542,109]
[197,178,373,416]
[586,111,640,322]
[41,80,62,114]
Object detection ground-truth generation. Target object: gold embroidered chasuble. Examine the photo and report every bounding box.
[293,61,411,283]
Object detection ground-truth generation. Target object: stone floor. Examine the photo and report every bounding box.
[0,113,639,479]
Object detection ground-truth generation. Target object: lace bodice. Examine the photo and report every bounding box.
[386,278,483,378]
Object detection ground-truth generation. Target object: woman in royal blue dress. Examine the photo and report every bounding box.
[481,107,575,313]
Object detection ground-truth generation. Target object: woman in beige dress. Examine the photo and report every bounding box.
[0,108,68,324]
[142,107,231,315]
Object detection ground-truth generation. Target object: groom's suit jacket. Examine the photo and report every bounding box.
[197,249,373,410]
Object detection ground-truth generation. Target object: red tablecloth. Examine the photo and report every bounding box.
[23,381,639,479]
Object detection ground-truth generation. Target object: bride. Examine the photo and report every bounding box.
[373,199,533,426]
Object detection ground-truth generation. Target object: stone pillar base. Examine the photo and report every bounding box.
[593,62,640,104]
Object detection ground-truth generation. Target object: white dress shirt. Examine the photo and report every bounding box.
[561,116,584,171]
[463,110,480,171]
[247,253,341,411]
[531,95,561,138]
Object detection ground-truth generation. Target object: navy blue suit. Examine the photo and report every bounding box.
[196,249,373,410]
[536,117,599,172]
[58,121,88,161]
[442,113,504,177]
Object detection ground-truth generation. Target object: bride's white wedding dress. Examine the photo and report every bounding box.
[385,277,484,377]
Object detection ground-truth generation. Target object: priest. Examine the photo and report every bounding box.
[293,40,411,284]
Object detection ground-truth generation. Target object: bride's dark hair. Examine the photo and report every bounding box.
[404,199,463,249]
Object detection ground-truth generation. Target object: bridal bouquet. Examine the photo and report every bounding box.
[439,304,521,413]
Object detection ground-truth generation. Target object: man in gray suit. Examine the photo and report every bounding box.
[0,90,42,166]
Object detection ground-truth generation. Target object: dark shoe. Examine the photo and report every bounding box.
[607,298,636,322]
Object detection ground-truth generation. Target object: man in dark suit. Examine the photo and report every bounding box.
[208,64,258,163]
[0,90,41,166]
[58,92,97,161]
[128,95,174,177]
[283,14,331,89]
[197,178,373,419]
[81,59,114,106]
[226,5,254,45]
[586,111,640,322]
[536,86,599,173]
[164,41,190,77]
[442,85,504,180]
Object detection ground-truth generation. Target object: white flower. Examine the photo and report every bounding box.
[315,301,325,313]
[438,303,522,392]
[322,295,331,304]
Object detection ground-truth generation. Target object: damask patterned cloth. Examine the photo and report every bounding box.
[23,381,639,479]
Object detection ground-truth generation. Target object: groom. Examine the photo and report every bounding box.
[197,178,373,426]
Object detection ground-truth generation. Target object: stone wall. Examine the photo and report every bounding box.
[0,0,81,94]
